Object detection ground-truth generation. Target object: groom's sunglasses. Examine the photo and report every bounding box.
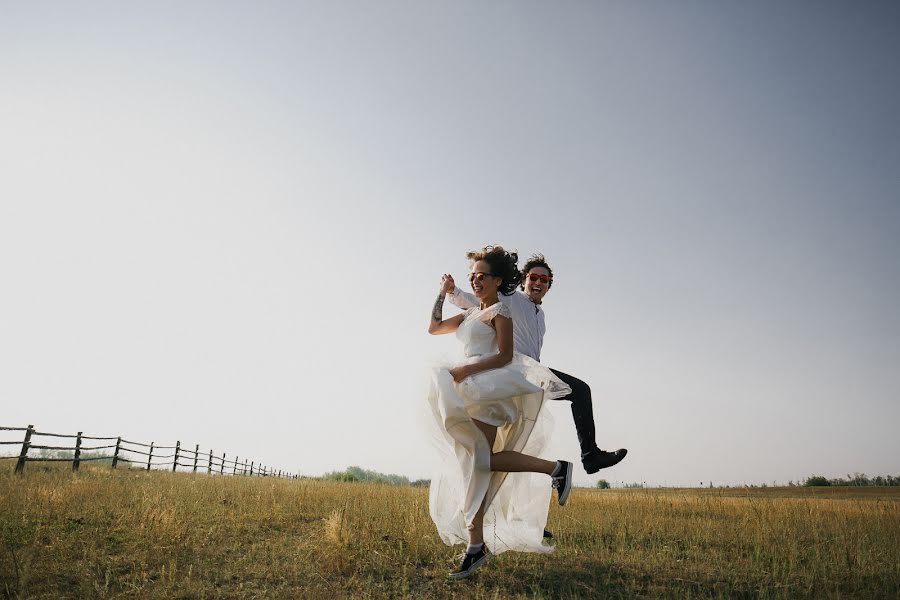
[527,273,550,284]
[468,272,494,282]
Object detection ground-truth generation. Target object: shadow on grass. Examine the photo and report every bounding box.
[419,559,773,600]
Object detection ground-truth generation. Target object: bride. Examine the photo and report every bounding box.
[426,245,574,579]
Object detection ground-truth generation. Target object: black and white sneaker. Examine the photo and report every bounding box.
[551,460,573,506]
[448,546,491,580]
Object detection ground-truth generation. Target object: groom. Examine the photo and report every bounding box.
[443,253,627,475]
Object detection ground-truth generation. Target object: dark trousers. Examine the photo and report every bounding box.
[549,368,597,456]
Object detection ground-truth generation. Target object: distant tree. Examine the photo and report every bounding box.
[596,479,610,489]
[801,473,899,487]
[804,475,831,487]
[849,472,869,486]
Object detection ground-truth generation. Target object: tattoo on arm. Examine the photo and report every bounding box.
[431,294,444,321]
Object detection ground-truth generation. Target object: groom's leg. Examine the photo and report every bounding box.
[548,368,597,456]
[550,368,627,474]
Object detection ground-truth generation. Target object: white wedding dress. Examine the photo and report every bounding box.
[425,301,571,555]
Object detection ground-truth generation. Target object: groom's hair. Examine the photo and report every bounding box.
[466,245,522,296]
[521,254,554,289]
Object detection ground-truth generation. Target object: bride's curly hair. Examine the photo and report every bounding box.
[466,245,521,296]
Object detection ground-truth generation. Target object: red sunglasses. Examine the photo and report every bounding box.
[527,273,550,284]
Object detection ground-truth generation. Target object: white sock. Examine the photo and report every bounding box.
[551,461,564,478]
[466,542,484,554]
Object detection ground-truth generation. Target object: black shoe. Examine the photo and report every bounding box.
[551,461,573,506]
[543,529,553,539]
[582,448,627,474]
[448,546,491,580]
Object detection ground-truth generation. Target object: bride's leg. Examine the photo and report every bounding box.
[489,451,556,475]
[469,420,498,546]
[471,419,556,475]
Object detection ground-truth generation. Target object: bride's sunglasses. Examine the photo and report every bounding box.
[468,272,494,282]
[527,273,550,284]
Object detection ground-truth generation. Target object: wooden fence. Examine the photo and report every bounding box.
[0,425,297,478]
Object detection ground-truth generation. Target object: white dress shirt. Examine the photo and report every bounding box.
[448,287,546,362]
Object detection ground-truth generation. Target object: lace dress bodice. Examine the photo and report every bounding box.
[455,303,512,357]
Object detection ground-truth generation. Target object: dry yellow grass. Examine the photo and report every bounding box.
[1,465,898,598]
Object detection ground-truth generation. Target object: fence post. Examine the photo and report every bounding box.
[72,432,83,472]
[250,461,254,476]
[112,437,121,469]
[220,452,225,475]
[147,442,154,471]
[233,456,238,476]
[207,449,213,475]
[193,444,199,473]
[172,441,180,472]
[14,424,34,474]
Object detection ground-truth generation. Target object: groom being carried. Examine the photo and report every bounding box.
[442,253,627,475]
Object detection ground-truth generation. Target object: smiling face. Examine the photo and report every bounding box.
[523,266,551,303]
[469,260,501,300]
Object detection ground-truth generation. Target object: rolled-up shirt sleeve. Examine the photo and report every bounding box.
[448,286,478,309]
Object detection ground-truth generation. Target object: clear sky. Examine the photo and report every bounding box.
[2,2,898,487]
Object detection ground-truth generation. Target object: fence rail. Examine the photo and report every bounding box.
[1,424,297,479]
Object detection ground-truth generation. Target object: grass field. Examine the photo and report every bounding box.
[1,465,898,599]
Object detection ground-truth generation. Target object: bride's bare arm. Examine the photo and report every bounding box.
[428,290,465,334]
[449,314,513,381]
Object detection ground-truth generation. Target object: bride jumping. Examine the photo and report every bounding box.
[426,245,574,579]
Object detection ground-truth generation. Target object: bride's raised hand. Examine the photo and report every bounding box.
[440,273,456,295]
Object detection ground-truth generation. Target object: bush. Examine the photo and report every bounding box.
[596,479,610,489]
[321,466,410,485]
[804,475,831,487]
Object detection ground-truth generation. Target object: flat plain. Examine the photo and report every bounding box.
[1,466,898,599]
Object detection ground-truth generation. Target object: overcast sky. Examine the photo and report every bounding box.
[2,1,898,487]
